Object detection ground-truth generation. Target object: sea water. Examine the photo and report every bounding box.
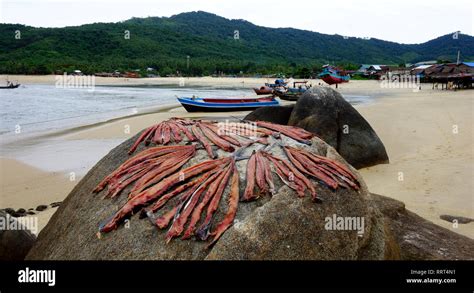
[0,83,372,174]
[0,84,372,140]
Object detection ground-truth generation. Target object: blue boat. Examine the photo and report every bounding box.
[177,96,279,112]
[265,78,287,88]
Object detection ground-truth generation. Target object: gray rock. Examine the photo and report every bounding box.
[287,87,389,169]
[26,129,387,260]
[50,202,62,208]
[206,185,386,260]
[439,214,473,224]
[36,205,48,212]
[371,194,474,260]
[0,211,36,260]
[244,105,294,125]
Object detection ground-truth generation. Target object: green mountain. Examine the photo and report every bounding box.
[1,11,473,75]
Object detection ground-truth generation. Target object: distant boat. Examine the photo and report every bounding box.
[253,86,273,95]
[0,82,20,89]
[265,78,287,88]
[177,96,279,112]
[273,81,311,101]
[319,65,350,85]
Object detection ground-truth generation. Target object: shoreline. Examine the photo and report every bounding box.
[1,78,472,238]
[0,102,181,147]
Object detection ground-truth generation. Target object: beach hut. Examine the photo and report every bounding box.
[413,60,437,67]
[357,64,371,74]
[410,64,434,78]
[425,63,473,89]
[365,65,389,79]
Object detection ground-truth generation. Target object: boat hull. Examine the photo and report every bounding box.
[274,90,305,101]
[177,97,279,112]
[253,86,273,95]
[0,84,20,89]
[320,74,349,85]
[275,93,301,101]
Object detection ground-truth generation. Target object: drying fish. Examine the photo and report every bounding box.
[208,163,240,247]
[192,124,217,158]
[255,120,314,144]
[265,154,306,197]
[183,161,233,240]
[99,157,231,233]
[94,145,195,193]
[94,117,360,247]
[198,123,235,152]
[241,151,257,201]
[165,166,228,242]
[195,160,234,240]
[284,146,359,190]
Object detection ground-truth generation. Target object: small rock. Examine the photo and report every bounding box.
[50,202,62,208]
[16,208,26,214]
[4,208,15,215]
[12,212,25,217]
[440,215,474,224]
[36,205,48,212]
[27,211,36,215]
[0,210,37,260]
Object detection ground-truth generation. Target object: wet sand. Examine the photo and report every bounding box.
[0,77,472,238]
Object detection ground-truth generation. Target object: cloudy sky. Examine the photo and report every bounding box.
[1,0,472,44]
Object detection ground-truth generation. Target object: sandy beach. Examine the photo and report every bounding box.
[0,76,472,238]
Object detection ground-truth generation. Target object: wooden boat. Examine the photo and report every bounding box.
[319,65,350,85]
[253,86,273,95]
[265,78,287,88]
[273,81,311,101]
[0,83,20,89]
[177,96,279,112]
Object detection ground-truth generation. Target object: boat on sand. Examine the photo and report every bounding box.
[177,96,279,112]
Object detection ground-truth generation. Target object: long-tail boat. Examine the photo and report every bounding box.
[265,78,287,88]
[319,65,350,85]
[273,81,311,101]
[177,96,279,112]
[0,81,20,89]
[253,86,273,95]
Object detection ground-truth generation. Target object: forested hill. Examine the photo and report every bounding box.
[1,11,473,75]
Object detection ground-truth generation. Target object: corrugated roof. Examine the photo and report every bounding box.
[414,65,433,70]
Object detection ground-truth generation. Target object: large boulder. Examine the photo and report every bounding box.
[246,87,389,169]
[244,105,294,125]
[287,87,389,169]
[26,129,390,260]
[0,210,36,260]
